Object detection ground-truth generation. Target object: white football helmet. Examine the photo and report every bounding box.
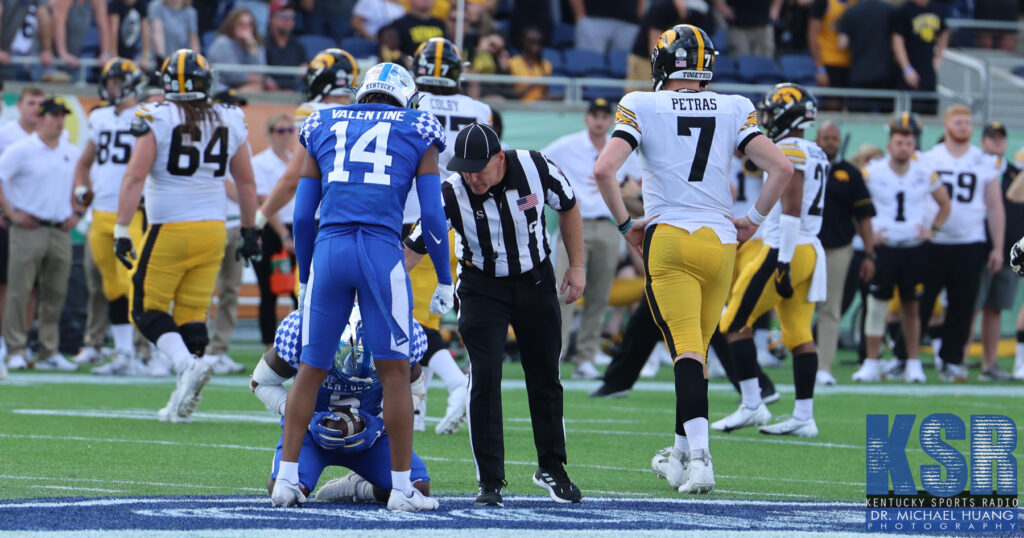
[337,308,374,380]
[355,62,420,109]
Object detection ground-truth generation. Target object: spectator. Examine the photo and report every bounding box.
[466,30,510,99]
[298,0,355,43]
[192,0,234,36]
[508,0,552,50]
[388,0,447,56]
[1,0,55,76]
[148,0,200,67]
[891,0,949,115]
[508,26,552,101]
[400,0,448,19]
[0,97,83,372]
[108,0,153,68]
[776,0,810,54]
[207,8,277,91]
[627,0,686,84]
[838,0,896,112]
[569,0,640,54]
[351,0,406,40]
[715,0,783,57]
[447,0,491,57]
[808,0,852,98]
[0,87,45,153]
[265,0,306,90]
[974,0,1016,50]
[51,0,114,68]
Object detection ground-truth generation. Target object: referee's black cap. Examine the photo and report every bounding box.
[448,123,501,173]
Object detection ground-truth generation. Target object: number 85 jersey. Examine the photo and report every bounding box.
[613,89,762,244]
[133,102,248,224]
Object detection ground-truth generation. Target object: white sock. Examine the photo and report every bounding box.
[931,338,942,356]
[1016,343,1024,362]
[430,350,466,392]
[673,433,689,455]
[753,329,770,354]
[906,358,921,367]
[739,378,761,409]
[111,323,134,356]
[391,470,413,495]
[683,417,709,453]
[863,358,878,366]
[156,332,192,373]
[278,460,299,485]
[793,398,814,421]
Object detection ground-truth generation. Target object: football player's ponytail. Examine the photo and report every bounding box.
[176,100,221,133]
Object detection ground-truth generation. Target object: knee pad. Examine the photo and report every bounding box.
[132,310,178,343]
[108,296,130,325]
[179,322,209,357]
[865,297,890,337]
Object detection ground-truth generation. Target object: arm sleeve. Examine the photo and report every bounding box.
[535,151,576,211]
[850,167,876,219]
[293,175,321,285]
[612,92,642,150]
[414,173,452,286]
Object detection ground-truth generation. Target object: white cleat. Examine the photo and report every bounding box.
[175,360,213,420]
[1013,357,1024,381]
[759,416,819,437]
[202,354,231,375]
[6,355,28,371]
[217,354,246,374]
[572,360,602,380]
[316,471,370,502]
[711,403,771,433]
[852,360,881,382]
[593,349,613,366]
[941,363,968,383]
[815,370,837,386]
[91,354,139,376]
[148,353,174,378]
[34,354,78,371]
[757,350,783,368]
[157,386,191,423]
[435,385,468,434]
[651,446,688,489]
[72,347,103,365]
[639,353,660,379]
[678,449,714,494]
[0,360,7,381]
[387,488,438,511]
[903,359,927,383]
[270,479,307,507]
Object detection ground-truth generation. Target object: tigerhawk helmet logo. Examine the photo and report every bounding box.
[771,87,804,104]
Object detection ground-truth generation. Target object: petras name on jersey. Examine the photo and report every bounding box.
[669,97,719,112]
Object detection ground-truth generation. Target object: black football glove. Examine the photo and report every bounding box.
[774,261,794,299]
[236,226,262,267]
[1011,240,1024,276]
[114,237,136,270]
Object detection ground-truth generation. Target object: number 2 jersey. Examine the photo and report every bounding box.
[863,155,941,245]
[921,143,1000,245]
[133,101,248,224]
[87,104,140,213]
[613,89,762,244]
[760,137,829,248]
[299,103,446,240]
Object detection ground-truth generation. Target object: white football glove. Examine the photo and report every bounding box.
[1011,239,1024,276]
[270,478,307,507]
[410,371,426,409]
[429,283,454,315]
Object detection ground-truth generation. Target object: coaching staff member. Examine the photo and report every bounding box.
[405,123,586,507]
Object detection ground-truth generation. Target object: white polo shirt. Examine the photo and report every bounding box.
[0,133,80,222]
[252,148,293,224]
[0,120,31,156]
[542,129,641,220]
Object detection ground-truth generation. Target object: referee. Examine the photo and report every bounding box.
[405,123,586,507]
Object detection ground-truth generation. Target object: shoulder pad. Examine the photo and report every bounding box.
[129,114,151,136]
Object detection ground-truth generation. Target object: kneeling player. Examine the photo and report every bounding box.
[251,308,435,509]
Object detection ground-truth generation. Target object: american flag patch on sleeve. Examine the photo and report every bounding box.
[517,193,539,211]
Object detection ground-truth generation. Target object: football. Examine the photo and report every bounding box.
[321,407,365,437]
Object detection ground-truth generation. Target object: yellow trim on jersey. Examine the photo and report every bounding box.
[740,111,757,131]
[135,106,153,122]
[433,38,444,78]
[690,25,705,71]
[780,147,807,164]
[615,106,640,133]
[853,198,873,208]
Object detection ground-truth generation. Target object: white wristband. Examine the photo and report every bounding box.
[746,205,767,226]
[113,224,131,239]
[254,209,268,229]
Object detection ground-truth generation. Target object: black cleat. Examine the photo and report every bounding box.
[588,384,630,398]
[475,480,505,507]
[533,468,582,503]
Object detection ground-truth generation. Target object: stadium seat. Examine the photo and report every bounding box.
[1013,65,1024,79]
[779,54,817,86]
[201,30,218,51]
[340,37,378,59]
[492,19,510,40]
[712,55,740,84]
[552,23,575,49]
[712,27,728,55]
[563,48,609,78]
[581,85,619,102]
[542,48,564,74]
[298,35,338,58]
[606,49,628,79]
[736,55,782,84]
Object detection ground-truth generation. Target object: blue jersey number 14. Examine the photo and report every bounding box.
[328,121,393,185]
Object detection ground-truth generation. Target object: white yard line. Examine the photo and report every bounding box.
[0,474,266,493]
[27,485,125,494]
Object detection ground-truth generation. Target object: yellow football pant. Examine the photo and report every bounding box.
[89,210,145,301]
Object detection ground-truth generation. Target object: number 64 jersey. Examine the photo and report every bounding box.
[613,89,762,244]
[133,101,248,224]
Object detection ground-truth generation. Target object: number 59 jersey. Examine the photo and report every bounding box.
[134,102,248,224]
[87,104,140,212]
[760,137,830,248]
[921,144,1001,245]
[300,103,446,239]
[613,89,762,244]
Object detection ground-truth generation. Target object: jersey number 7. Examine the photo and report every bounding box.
[677,117,716,182]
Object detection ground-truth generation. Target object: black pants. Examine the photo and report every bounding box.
[916,242,988,365]
[840,250,870,360]
[252,223,296,345]
[459,261,566,482]
[601,296,661,392]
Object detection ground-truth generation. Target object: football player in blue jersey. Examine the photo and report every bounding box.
[252,308,435,503]
[273,62,452,512]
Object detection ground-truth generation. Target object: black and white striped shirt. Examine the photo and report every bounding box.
[406,149,576,278]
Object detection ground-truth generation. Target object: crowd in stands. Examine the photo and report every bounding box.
[1,0,1022,106]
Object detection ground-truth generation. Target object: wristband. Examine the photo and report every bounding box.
[746,205,767,226]
[113,224,131,239]
[616,216,633,235]
[930,225,941,235]
[902,65,915,75]
[254,209,268,229]
[815,66,827,76]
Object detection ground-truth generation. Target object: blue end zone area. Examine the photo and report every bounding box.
[0,495,876,533]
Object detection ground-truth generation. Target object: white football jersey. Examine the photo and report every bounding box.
[403,91,492,225]
[613,89,762,244]
[730,153,763,219]
[134,101,248,224]
[87,104,140,212]
[921,144,1000,244]
[761,137,829,248]
[863,155,941,245]
[293,100,335,130]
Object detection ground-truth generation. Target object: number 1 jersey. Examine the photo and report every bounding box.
[134,102,248,224]
[88,104,140,212]
[613,89,762,244]
[299,103,446,239]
